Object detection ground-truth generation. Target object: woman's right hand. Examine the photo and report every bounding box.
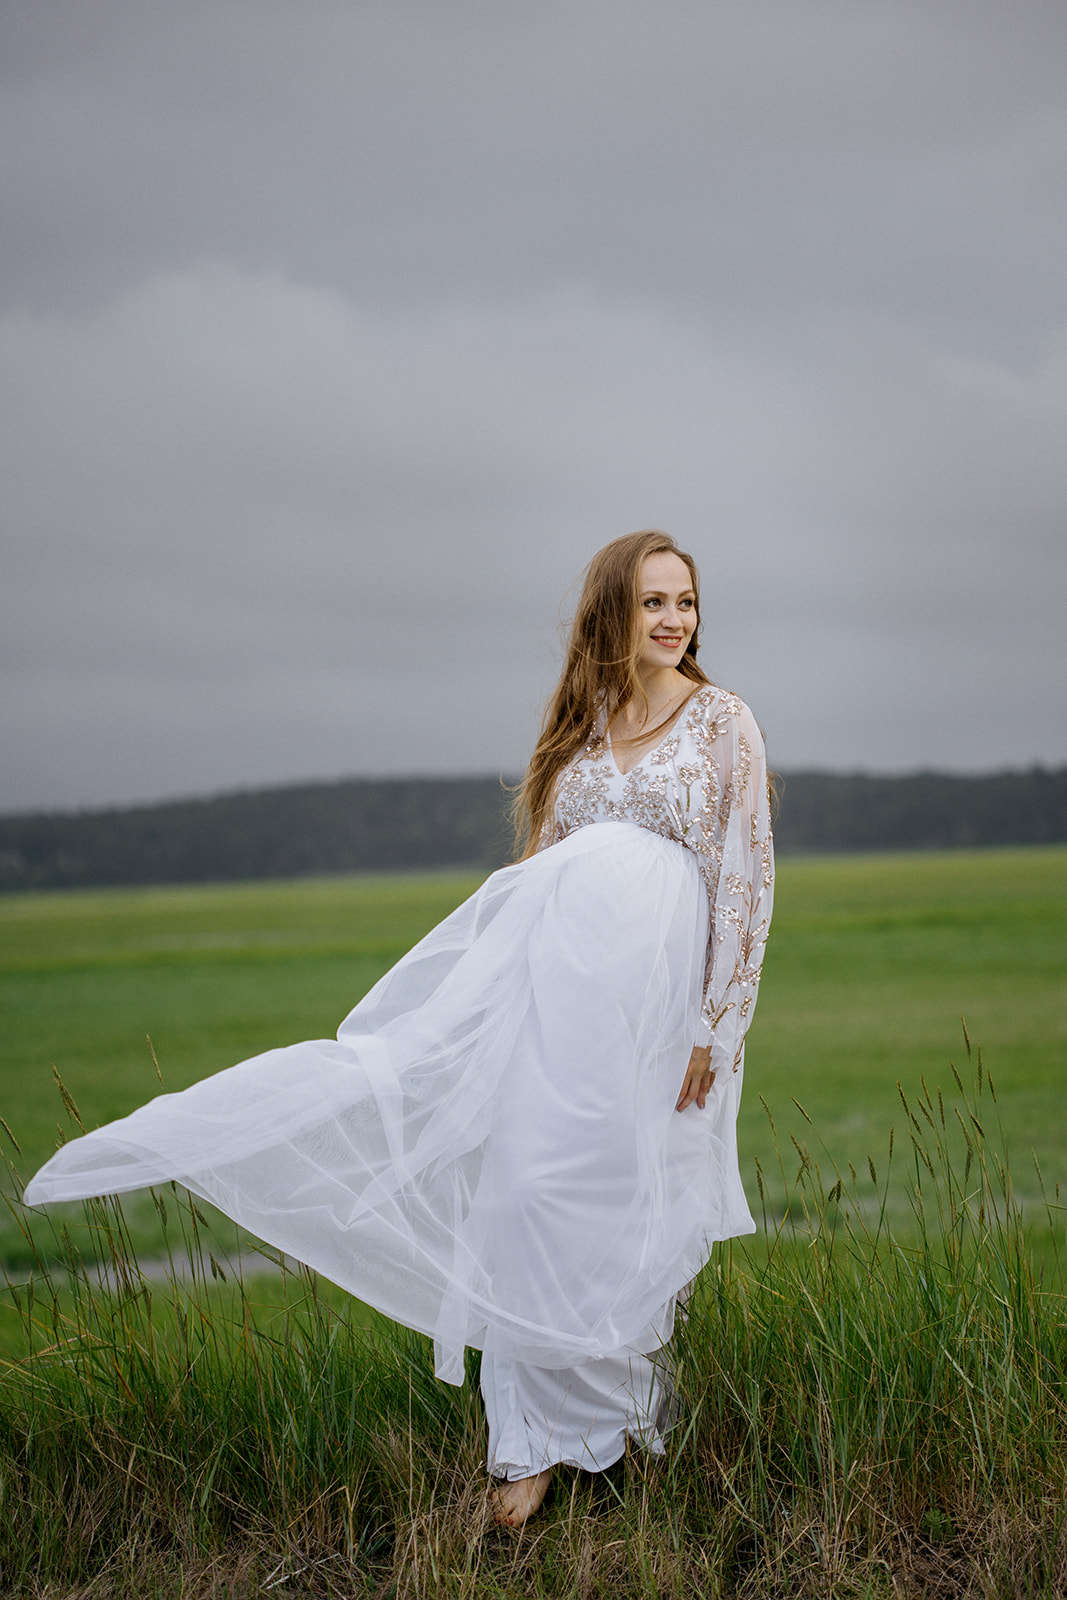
[676,1044,714,1112]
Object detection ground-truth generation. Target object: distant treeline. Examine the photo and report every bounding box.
[0,766,1064,892]
[772,767,1067,853]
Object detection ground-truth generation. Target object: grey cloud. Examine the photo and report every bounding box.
[2,1,1065,809]
[4,4,1066,337]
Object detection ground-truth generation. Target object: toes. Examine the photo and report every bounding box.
[487,1469,551,1528]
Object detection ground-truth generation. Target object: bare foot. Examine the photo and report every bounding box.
[490,1468,552,1527]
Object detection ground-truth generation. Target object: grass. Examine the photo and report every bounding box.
[2,846,1066,1260]
[750,845,1067,1228]
[2,1041,1066,1596]
[1,846,1066,1595]
[0,870,486,1269]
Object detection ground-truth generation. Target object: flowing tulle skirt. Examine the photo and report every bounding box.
[24,821,754,1383]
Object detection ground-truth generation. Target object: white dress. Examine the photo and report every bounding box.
[24,684,773,1480]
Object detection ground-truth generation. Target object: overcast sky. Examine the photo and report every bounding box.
[2,0,1065,813]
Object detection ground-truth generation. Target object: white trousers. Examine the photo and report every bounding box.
[481,1346,672,1480]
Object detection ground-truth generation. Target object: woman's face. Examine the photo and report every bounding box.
[635,551,698,676]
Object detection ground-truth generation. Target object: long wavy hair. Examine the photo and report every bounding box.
[513,530,710,857]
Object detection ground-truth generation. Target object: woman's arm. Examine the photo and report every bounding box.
[683,694,775,1101]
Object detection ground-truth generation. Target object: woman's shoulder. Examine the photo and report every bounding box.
[682,685,766,765]
[687,681,758,726]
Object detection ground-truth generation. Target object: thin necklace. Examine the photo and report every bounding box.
[618,682,693,739]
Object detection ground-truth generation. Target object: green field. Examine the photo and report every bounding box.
[2,844,1065,1268]
[751,844,1067,1227]
[2,847,1067,1598]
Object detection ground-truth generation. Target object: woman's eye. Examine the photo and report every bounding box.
[644,598,661,608]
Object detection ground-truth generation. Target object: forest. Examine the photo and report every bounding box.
[1,765,1064,892]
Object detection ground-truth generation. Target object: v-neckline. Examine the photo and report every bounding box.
[605,687,701,777]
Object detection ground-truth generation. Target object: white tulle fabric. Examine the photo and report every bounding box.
[24,686,772,1389]
[481,1347,669,1479]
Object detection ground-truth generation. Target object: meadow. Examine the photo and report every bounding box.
[1,846,1066,1597]
[3,846,1065,1263]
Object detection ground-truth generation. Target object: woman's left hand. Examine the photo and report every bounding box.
[676,1045,715,1112]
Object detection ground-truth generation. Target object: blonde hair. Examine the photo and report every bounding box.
[513,530,709,857]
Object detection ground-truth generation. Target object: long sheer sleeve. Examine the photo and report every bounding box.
[684,694,774,1073]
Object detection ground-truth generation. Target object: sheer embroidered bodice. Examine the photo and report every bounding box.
[542,685,774,1069]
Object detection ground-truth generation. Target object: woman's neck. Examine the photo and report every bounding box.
[616,668,691,734]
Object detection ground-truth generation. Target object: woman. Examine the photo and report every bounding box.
[24,530,773,1528]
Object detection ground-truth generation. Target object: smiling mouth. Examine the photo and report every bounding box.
[653,636,682,646]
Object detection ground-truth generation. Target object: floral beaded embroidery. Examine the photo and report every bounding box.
[545,686,773,1049]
